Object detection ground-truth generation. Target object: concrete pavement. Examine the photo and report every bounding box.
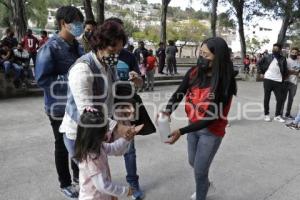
[1,81,300,200]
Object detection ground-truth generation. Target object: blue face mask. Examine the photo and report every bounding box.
[68,22,84,37]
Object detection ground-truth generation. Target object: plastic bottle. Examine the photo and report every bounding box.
[157,112,171,142]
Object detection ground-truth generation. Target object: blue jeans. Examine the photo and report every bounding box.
[293,111,300,125]
[187,128,222,200]
[123,140,140,189]
[63,134,78,165]
[3,61,22,80]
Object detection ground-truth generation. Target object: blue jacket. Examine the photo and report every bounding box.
[35,34,84,116]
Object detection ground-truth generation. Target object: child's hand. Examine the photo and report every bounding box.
[124,124,144,140]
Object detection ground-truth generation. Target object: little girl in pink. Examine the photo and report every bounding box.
[74,107,143,200]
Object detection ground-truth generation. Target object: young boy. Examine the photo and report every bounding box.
[146,49,157,91]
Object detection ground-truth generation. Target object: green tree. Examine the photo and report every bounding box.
[287,22,300,48]
[83,0,95,21]
[123,20,139,37]
[133,26,160,43]
[26,0,48,28]
[220,0,259,59]
[218,12,235,29]
[167,19,209,57]
[0,2,11,27]
[258,0,300,45]
[246,37,270,54]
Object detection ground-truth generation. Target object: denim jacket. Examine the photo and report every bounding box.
[35,34,84,116]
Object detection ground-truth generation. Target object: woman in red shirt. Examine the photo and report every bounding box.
[160,37,237,200]
[146,49,157,91]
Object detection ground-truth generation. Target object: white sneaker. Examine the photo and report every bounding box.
[274,116,285,123]
[191,192,196,200]
[190,182,216,200]
[264,115,272,122]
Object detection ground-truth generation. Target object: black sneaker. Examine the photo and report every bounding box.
[285,115,294,120]
[285,122,297,130]
[60,185,79,199]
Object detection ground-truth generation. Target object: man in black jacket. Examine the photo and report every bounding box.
[257,43,288,122]
[156,42,166,74]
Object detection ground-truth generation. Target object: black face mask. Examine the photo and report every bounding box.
[197,56,211,72]
[272,50,280,58]
[101,53,119,67]
[84,31,92,39]
[290,55,298,60]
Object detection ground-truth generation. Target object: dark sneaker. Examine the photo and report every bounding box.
[132,189,145,200]
[285,122,297,130]
[285,115,294,120]
[60,185,79,199]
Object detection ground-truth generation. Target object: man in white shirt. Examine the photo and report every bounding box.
[257,43,288,122]
[281,47,300,119]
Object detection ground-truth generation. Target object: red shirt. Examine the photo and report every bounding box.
[21,35,39,53]
[243,58,250,65]
[146,56,156,71]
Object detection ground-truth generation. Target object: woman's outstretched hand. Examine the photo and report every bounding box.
[165,129,181,145]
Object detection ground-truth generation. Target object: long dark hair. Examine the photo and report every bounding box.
[74,109,108,162]
[192,37,237,105]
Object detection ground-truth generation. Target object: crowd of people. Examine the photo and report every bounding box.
[0,28,49,88]
[32,5,239,200]
[3,3,300,200]
[257,44,300,128]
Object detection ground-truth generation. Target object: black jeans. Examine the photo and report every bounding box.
[29,52,37,68]
[158,57,165,73]
[263,79,285,116]
[281,81,297,116]
[48,115,79,188]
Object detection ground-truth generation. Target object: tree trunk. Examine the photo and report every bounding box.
[237,16,246,59]
[96,0,105,25]
[277,1,293,45]
[211,0,218,37]
[233,1,246,59]
[160,0,171,45]
[83,0,95,21]
[10,0,27,41]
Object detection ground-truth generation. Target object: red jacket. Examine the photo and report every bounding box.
[146,56,156,71]
[21,35,39,53]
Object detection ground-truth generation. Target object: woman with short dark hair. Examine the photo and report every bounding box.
[59,21,131,191]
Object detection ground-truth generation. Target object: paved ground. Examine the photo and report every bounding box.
[1,81,300,200]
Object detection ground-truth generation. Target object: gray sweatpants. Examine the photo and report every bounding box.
[146,69,155,89]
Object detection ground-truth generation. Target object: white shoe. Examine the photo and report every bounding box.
[190,182,216,200]
[190,192,196,200]
[274,116,285,123]
[264,115,271,122]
